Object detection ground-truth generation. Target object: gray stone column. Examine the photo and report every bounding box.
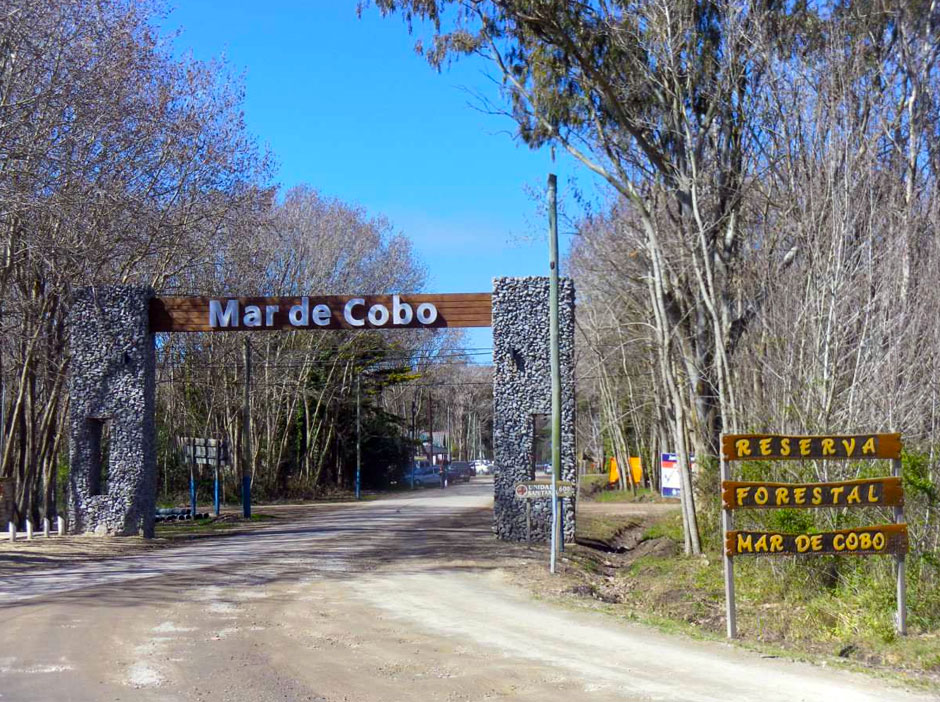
[492,277,575,542]
[68,286,156,536]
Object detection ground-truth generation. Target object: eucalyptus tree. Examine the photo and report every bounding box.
[370,0,940,554]
[369,0,815,551]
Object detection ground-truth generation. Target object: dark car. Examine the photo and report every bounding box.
[448,461,474,482]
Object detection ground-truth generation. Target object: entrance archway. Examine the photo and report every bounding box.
[66,279,575,541]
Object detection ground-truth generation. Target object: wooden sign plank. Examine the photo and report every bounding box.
[721,477,903,510]
[726,523,908,557]
[721,433,901,462]
[150,294,493,332]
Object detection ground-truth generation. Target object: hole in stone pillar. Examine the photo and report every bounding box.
[511,348,525,373]
[87,418,112,496]
[532,413,551,479]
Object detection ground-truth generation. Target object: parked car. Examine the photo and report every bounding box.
[412,464,443,487]
[449,461,474,482]
[472,459,492,475]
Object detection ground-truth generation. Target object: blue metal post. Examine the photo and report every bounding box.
[355,374,361,500]
[242,339,252,518]
[189,437,197,519]
[214,465,220,517]
[189,472,196,519]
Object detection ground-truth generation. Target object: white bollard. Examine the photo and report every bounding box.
[8,521,14,542]
[57,515,65,536]
[26,519,33,541]
[43,518,50,538]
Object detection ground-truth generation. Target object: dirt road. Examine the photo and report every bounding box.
[1,481,934,701]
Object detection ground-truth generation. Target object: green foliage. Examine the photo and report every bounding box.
[903,451,938,505]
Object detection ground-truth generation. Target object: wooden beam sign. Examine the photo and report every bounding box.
[726,524,908,557]
[722,477,903,510]
[721,433,901,462]
[150,293,493,332]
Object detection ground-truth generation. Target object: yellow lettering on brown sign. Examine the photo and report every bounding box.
[859,532,872,550]
[846,532,859,550]
[737,533,753,553]
[754,487,769,505]
[735,439,752,457]
[846,486,861,505]
[867,485,878,503]
[736,487,751,506]
[812,487,823,505]
[872,532,885,550]
[793,487,807,505]
[779,438,791,456]
[774,487,789,506]
[829,486,845,504]
[833,534,845,551]
[841,438,856,456]
[862,437,876,455]
[769,535,784,552]
[754,534,769,552]
[759,438,773,456]
[799,438,812,456]
[810,534,823,551]
[795,534,811,553]
[821,438,836,456]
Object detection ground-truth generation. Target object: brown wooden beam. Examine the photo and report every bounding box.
[721,433,901,461]
[721,477,904,509]
[726,524,908,557]
[149,293,493,332]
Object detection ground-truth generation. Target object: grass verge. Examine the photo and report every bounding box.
[558,510,940,691]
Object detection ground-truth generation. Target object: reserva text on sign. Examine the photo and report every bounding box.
[721,433,901,461]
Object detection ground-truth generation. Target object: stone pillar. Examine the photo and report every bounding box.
[68,286,156,537]
[492,277,575,542]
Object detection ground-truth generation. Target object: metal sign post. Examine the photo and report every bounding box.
[356,374,361,500]
[893,456,907,635]
[242,339,252,518]
[547,172,562,572]
[189,436,197,520]
[720,452,736,638]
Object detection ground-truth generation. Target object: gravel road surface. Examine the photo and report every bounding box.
[1,480,934,701]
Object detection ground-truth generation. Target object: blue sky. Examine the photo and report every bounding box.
[160,1,601,349]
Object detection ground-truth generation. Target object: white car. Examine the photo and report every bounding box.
[473,460,493,475]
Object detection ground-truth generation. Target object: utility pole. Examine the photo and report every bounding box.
[242,338,252,518]
[548,173,562,573]
[355,373,361,500]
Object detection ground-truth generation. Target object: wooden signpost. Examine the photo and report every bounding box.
[720,432,906,638]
